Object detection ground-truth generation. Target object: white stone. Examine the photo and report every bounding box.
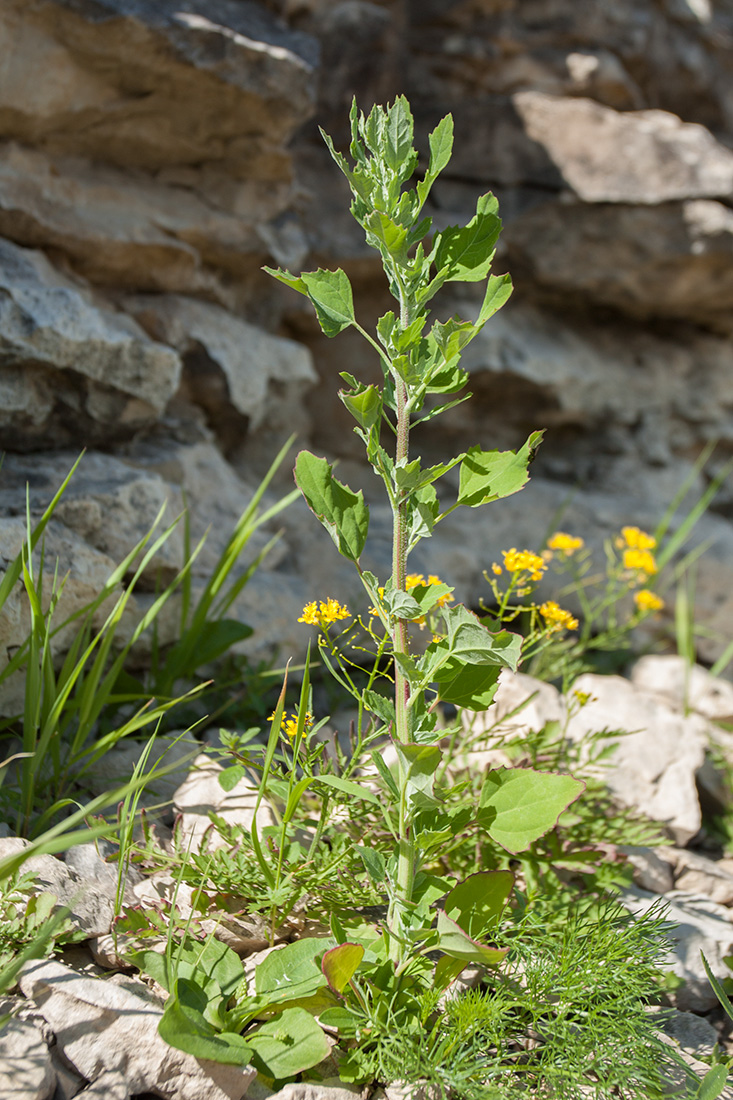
[631,655,733,724]
[19,958,255,1100]
[564,674,709,845]
[172,753,275,852]
[0,1016,55,1100]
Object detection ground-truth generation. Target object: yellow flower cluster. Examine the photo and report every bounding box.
[270,709,314,739]
[495,548,547,582]
[539,600,579,632]
[298,598,351,628]
[634,589,665,613]
[616,526,658,579]
[621,526,657,551]
[623,548,657,576]
[547,531,585,555]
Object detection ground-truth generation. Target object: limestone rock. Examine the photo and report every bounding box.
[619,847,675,895]
[0,238,181,450]
[268,1082,364,1100]
[172,752,276,851]
[19,958,255,1099]
[0,1015,55,1100]
[623,887,733,1011]
[84,734,201,823]
[0,449,185,583]
[631,656,733,724]
[504,197,733,325]
[512,94,733,204]
[0,0,317,174]
[0,144,272,298]
[0,516,124,717]
[125,294,316,436]
[0,838,120,940]
[564,674,710,845]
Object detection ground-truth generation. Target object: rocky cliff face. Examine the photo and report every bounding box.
[1,0,733,676]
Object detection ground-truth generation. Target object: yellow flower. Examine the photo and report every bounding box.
[539,600,579,632]
[491,563,502,576]
[298,598,351,628]
[623,548,657,577]
[547,531,584,555]
[503,548,547,583]
[634,589,665,613]
[406,573,426,589]
[620,526,656,551]
[269,710,314,739]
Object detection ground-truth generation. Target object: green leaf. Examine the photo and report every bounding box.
[435,911,509,967]
[383,95,415,173]
[432,658,502,710]
[166,619,252,677]
[363,689,395,726]
[406,485,440,548]
[382,589,424,621]
[697,1064,729,1100]
[294,451,369,563]
[476,273,513,325]
[433,954,466,994]
[439,605,523,669]
[255,938,330,1003]
[299,269,356,338]
[247,1007,330,1078]
[316,774,380,806]
[365,211,409,258]
[263,266,307,295]
[479,768,585,854]
[158,979,252,1066]
[218,764,247,793]
[701,952,733,1028]
[318,1006,358,1034]
[443,871,514,941]
[321,943,365,992]
[417,114,454,208]
[358,845,386,885]
[369,750,400,800]
[457,431,544,509]
[339,384,382,429]
[434,193,502,283]
[395,742,443,807]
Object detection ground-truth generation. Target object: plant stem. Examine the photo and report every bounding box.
[389,286,414,964]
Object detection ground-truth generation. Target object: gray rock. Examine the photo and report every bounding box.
[83,733,201,823]
[0,838,115,940]
[623,886,733,1011]
[619,847,676,895]
[268,1085,362,1100]
[0,1015,56,1100]
[19,958,255,1100]
[660,1009,719,1059]
[0,238,181,449]
[125,294,316,435]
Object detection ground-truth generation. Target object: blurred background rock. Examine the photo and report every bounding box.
[2,0,732,672]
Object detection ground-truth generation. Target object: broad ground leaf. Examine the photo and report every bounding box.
[443,871,514,941]
[435,911,509,966]
[457,431,544,508]
[295,451,369,562]
[158,979,252,1066]
[255,937,331,1003]
[247,1007,330,1078]
[479,767,585,854]
[321,943,365,992]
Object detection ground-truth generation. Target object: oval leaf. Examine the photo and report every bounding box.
[322,943,365,993]
[479,767,585,854]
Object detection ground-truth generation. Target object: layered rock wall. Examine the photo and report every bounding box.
[2,0,733,676]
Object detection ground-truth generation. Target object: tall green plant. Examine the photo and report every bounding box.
[266,98,583,967]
